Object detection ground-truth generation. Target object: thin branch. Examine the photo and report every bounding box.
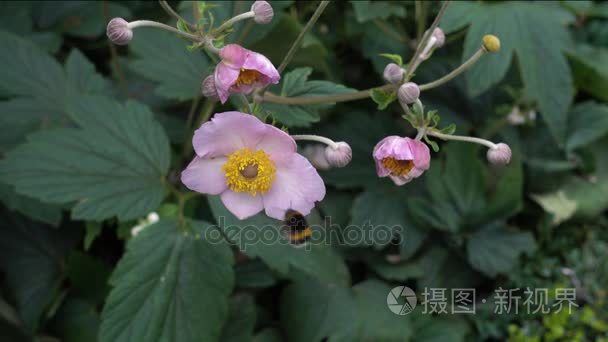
[277,0,330,73]
[128,20,201,41]
[263,84,394,105]
[159,0,195,29]
[403,0,450,81]
[419,47,485,91]
[426,130,498,149]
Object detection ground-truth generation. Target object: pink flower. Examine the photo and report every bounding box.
[214,44,280,103]
[181,112,325,220]
[373,136,431,186]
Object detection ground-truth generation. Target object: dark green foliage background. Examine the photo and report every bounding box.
[0,1,607,341]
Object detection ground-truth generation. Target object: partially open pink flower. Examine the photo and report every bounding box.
[373,136,431,186]
[214,44,280,103]
[181,111,325,220]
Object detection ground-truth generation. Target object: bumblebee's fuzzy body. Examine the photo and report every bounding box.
[283,210,311,247]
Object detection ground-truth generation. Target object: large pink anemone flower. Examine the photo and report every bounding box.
[181,112,325,220]
[214,44,280,103]
[373,136,431,186]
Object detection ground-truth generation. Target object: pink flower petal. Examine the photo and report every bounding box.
[373,136,414,161]
[181,156,228,195]
[221,191,264,220]
[262,154,325,220]
[193,112,267,158]
[219,44,248,68]
[389,174,412,186]
[214,62,240,103]
[255,125,297,160]
[243,51,280,84]
[410,139,431,170]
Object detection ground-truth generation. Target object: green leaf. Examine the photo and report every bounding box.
[235,259,278,289]
[254,328,283,342]
[443,2,574,144]
[208,196,350,286]
[84,222,102,250]
[349,186,423,250]
[0,182,62,226]
[379,53,403,66]
[351,280,412,341]
[364,253,424,281]
[0,33,107,152]
[65,49,107,95]
[34,1,131,38]
[540,141,608,220]
[477,154,524,223]
[438,123,456,135]
[357,17,407,74]
[530,191,578,225]
[350,0,406,23]
[263,67,355,127]
[0,211,79,332]
[280,279,356,342]
[566,101,608,151]
[128,28,209,100]
[410,312,470,342]
[49,298,99,342]
[411,144,486,232]
[99,219,234,342]
[219,294,257,342]
[0,30,65,104]
[370,87,397,110]
[0,96,171,221]
[567,45,608,102]
[66,252,111,305]
[416,245,481,289]
[466,223,535,277]
[281,278,421,341]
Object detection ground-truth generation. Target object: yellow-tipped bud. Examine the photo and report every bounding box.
[482,34,500,53]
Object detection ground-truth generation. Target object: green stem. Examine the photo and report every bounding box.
[263,84,395,105]
[415,1,427,41]
[403,0,450,81]
[128,20,201,41]
[277,0,330,73]
[215,11,255,33]
[418,47,486,91]
[426,130,498,149]
[159,0,195,29]
[181,100,216,160]
[184,96,202,137]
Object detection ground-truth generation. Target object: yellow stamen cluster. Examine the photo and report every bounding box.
[235,69,261,87]
[382,157,414,176]
[223,148,275,195]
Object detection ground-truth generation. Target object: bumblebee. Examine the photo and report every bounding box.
[282,210,311,247]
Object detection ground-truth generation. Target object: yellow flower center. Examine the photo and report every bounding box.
[223,148,275,195]
[381,157,414,176]
[235,69,261,87]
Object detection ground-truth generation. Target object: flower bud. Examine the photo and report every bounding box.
[383,63,404,84]
[431,27,445,48]
[398,82,420,105]
[301,145,331,170]
[201,75,219,101]
[251,1,274,24]
[482,34,501,53]
[487,143,511,167]
[325,142,352,168]
[106,17,132,45]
